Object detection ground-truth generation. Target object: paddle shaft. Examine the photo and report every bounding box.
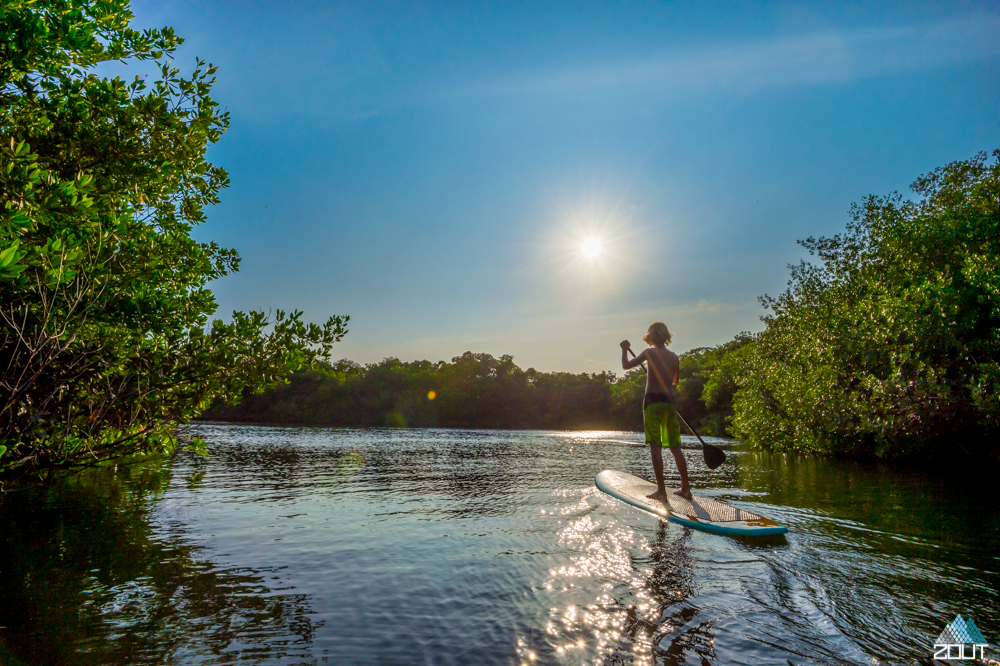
[627,347,711,450]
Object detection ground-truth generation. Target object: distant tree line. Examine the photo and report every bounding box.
[202,349,734,436]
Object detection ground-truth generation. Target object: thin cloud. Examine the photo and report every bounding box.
[456,15,1000,98]
[691,299,759,314]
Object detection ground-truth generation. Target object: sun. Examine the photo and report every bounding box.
[581,237,602,258]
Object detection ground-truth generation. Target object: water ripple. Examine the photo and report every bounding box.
[0,425,995,665]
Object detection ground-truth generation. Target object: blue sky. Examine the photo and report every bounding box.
[128,1,1000,373]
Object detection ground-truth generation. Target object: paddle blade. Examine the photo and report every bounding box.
[702,443,727,470]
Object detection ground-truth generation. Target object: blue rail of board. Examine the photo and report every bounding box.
[595,471,788,537]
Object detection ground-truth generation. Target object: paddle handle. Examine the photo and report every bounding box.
[626,346,710,449]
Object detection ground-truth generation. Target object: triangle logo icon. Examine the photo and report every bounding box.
[937,616,961,645]
[965,618,987,645]
[937,615,971,645]
[951,615,974,644]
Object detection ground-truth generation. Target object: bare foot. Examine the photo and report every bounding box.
[646,489,669,503]
[674,489,693,501]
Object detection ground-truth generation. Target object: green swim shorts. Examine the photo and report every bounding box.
[643,401,681,448]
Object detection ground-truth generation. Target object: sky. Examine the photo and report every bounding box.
[125,0,1000,374]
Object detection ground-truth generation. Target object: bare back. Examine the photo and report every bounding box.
[642,346,679,395]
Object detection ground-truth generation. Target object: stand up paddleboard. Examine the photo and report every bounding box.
[595,469,787,537]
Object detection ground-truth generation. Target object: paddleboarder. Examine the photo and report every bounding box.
[620,322,692,502]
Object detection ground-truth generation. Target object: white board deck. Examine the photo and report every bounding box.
[595,469,788,537]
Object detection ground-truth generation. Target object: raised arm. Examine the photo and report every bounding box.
[620,340,646,370]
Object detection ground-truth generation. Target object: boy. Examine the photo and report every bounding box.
[620,322,692,502]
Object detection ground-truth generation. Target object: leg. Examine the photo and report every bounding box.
[647,444,668,502]
[668,446,692,500]
[643,402,669,503]
[665,405,692,500]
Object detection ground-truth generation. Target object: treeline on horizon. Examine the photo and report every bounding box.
[201,346,737,436]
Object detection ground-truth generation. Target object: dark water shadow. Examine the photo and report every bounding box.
[360,429,528,518]
[731,533,789,550]
[0,461,321,666]
[735,451,1000,664]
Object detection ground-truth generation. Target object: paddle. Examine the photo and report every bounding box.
[628,347,727,470]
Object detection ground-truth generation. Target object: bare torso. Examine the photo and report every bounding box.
[641,346,679,394]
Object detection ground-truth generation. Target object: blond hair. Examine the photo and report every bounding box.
[643,321,672,346]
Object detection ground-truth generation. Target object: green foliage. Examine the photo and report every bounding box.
[207,352,623,430]
[204,350,730,433]
[680,334,752,436]
[720,150,1000,458]
[0,0,347,475]
[609,367,645,431]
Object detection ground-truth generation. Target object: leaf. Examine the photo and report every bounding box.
[186,437,209,456]
[0,241,20,268]
[9,211,30,230]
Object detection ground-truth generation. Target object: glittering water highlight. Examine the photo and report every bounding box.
[0,425,996,665]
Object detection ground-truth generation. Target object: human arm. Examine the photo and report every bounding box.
[620,340,646,370]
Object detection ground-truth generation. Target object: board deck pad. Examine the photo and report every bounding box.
[596,469,787,536]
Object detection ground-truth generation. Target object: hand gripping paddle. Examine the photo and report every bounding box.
[628,347,727,470]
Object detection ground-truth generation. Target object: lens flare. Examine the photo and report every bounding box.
[581,238,602,258]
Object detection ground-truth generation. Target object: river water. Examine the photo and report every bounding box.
[0,425,996,665]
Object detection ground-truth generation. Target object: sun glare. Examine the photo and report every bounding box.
[581,238,602,258]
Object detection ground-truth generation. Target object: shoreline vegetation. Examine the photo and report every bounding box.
[2,1,998,478]
[200,346,735,436]
[0,2,345,478]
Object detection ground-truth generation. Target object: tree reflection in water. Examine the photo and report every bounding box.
[0,460,321,665]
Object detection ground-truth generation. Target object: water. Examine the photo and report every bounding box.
[0,425,997,665]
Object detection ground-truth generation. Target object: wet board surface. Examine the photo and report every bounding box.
[595,469,787,537]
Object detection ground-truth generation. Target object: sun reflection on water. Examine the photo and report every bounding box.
[513,485,720,665]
